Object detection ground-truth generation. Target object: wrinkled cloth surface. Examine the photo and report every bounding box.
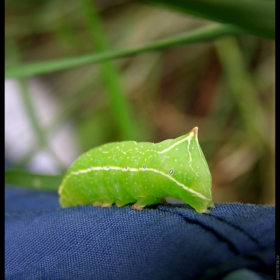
[5,186,275,280]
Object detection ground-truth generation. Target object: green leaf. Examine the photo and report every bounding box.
[141,0,275,40]
[5,24,245,79]
[78,0,137,141]
[5,170,63,191]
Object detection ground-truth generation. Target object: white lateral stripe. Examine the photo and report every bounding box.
[157,133,193,154]
[63,165,208,200]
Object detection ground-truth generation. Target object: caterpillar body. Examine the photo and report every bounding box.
[58,127,214,213]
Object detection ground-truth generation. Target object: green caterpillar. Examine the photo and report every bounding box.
[58,127,214,213]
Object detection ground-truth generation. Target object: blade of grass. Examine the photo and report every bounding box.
[78,0,137,140]
[214,37,270,151]
[6,41,68,171]
[5,24,246,79]
[141,0,275,40]
[18,79,66,170]
[5,170,63,191]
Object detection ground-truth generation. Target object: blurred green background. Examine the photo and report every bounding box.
[5,0,275,206]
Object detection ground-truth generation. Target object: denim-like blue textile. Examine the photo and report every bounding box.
[5,186,275,280]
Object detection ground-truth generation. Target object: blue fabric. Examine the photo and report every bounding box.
[5,186,275,280]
